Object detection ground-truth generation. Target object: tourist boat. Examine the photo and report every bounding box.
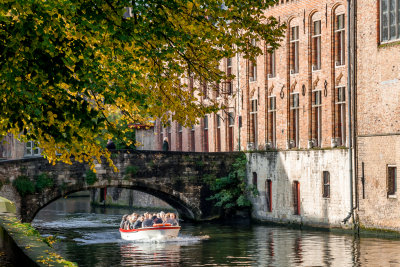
[119,224,181,241]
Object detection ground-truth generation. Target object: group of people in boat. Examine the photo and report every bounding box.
[120,211,179,230]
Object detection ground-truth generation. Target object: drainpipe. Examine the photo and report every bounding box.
[343,0,354,225]
[237,50,241,151]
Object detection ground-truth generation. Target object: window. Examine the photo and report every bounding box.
[190,125,195,152]
[228,112,234,152]
[249,39,257,81]
[323,171,330,198]
[312,20,321,71]
[268,96,277,148]
[215,82,220,98]
[202,81,208,99]
[290,26,299,74]
[167,121,172,149]
[290,93,300,148]
[226,58,233,95]
[293,181,300,215]
[336,87,346,146]
[380,0,400,42]
[25,141,41,157]
[267,49,276,78]
[335,14,345,66]
[388,166,397,196]
[312,89,322,147]
[203,116,209,152]
[252,172,258,188]
[178,124,183,151]
[216,115,221,152]
[266,179,272,212]
[250,99,258,147]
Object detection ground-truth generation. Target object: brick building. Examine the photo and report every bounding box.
[153,1,354,228]
[155,0,349,153]
[355,0,400,231]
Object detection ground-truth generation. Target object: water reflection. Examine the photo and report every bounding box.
[120,242,181,266]
[32,196,400,267]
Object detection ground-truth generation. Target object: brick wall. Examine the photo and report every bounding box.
[356,0,400,231]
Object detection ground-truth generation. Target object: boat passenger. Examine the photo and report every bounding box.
[128,215,137,230]
[153,213,163,224]
[120,214,128,229]
[166,213,179,226]
[132,215,144,229]
[123,215,132,230]
[142,213,154,228]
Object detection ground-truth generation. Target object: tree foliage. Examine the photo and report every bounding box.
[0,0,284,168]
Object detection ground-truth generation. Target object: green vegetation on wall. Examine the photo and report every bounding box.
[204,153,258,216]
[13,176,35,197]
[35,173,54,192]
[125,165,139,177]
[13,173,55,196]
[85,170,98,185]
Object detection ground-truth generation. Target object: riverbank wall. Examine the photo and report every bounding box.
[0,214,76,267]
[247,149,352,230]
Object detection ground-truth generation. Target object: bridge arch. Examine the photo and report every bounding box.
[0,151,240,222]
[28,182,199,223]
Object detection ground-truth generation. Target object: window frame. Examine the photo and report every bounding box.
[250,99,258,146]
[249,39,257,81]
[290,92,300,148]
[387,165,397,197]
[322,171,331,198]
[335,86,346,146]
[312,20,322,71]
[290,26,300,74]
[335,14,345,66]
[380,0,400,42]
[268,96,277,148]
[267,47,276,78]
[312,89,322,147]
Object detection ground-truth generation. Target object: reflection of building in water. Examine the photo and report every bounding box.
[91,187,173,210]
[120,242,181,266]
[252,226,353,266]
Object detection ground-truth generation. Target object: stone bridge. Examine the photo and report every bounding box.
[0,150,240,222]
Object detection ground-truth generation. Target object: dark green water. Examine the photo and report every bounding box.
[32,196,400,267]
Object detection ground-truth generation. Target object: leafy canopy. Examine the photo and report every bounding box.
[0,0,284,168]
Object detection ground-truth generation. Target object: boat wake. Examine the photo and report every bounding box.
[73,231,209,245]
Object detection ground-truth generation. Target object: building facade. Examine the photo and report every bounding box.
[355,0,400,232]
[153,0,352,228]
[155,0,349,154]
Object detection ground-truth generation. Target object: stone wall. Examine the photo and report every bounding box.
[0,151,238,222]
[248,149,351,228]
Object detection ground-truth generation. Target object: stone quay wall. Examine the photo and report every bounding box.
[247,149,351,229]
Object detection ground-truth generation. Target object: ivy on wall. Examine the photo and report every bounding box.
[204,153,258,216]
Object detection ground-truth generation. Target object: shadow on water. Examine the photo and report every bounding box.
[32,195,400,267]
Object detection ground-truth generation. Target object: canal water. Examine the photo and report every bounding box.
[32,196,400,267]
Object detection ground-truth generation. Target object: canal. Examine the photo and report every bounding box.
[32,195,400,267]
